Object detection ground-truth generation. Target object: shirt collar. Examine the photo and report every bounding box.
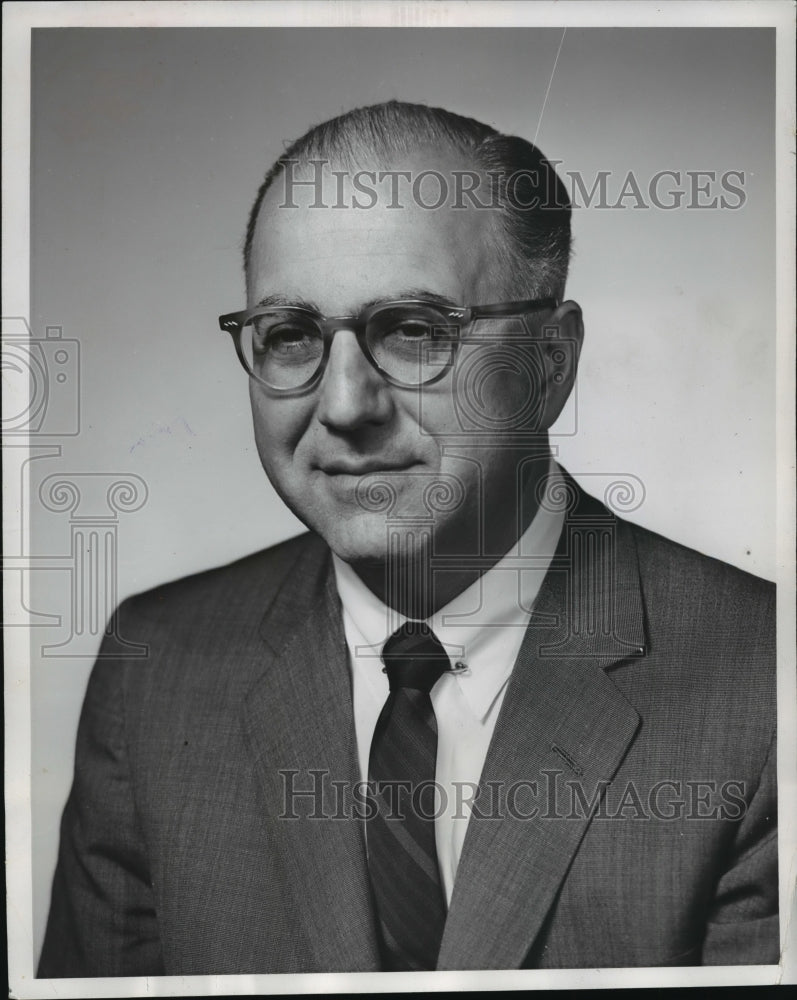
[332,459,565,722]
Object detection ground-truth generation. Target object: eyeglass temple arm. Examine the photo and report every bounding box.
[468,297,559,320]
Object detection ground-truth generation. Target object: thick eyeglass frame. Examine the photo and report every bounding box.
[218,296,559,395]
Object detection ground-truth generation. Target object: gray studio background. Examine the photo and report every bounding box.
[29,27,774,962]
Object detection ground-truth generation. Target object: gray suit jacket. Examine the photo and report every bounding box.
[38,484,778,975]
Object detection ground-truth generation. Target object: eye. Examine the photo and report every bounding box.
[385,319,433,341]
[366,304,456,385]
[372,307,440,341]
[252,315,322,360]
[267,324,313,350]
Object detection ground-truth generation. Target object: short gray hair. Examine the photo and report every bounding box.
[244,100,572,300]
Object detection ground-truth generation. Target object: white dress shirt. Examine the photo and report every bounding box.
[332,461,565,904]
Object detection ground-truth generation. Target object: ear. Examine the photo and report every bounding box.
[538,299,584,429]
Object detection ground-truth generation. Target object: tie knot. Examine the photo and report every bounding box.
[381,621,450,693]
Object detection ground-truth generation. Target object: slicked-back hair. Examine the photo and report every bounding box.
[243,100,572,300]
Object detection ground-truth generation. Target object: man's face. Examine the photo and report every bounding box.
[246,155,569,568]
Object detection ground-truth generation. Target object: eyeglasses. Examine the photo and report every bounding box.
[218,296,558,394]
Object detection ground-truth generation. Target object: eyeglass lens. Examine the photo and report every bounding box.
[243,303,457,390]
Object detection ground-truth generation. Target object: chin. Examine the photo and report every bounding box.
[314,515,392,566]
[327,516,440,570]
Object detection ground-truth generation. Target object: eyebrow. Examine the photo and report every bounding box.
[254,288,459,314]
[254,293,321,311]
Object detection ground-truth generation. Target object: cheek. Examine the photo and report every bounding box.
[452,344,548,432]
[411,386,460,448]
[249,389,312,465]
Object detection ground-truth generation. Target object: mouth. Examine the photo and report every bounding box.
[320,461,419,477]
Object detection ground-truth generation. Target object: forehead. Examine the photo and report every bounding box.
[247,154,502,311]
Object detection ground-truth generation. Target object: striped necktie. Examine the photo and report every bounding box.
[367,620,450,971]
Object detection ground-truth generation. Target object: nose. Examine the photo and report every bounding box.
[315,330,394,431]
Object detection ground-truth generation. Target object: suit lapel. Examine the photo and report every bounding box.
[438,490,647,970]
[241,537,380,971]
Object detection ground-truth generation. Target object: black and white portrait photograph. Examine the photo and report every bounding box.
[4,1,795,995]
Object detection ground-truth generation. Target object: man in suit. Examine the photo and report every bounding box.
[39,101,777,975]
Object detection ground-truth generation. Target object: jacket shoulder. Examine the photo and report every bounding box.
[628,519,774,606]
[111,531,327,641]
[625,519,775,677]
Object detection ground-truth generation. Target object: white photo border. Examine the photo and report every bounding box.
[4,1,795,996]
